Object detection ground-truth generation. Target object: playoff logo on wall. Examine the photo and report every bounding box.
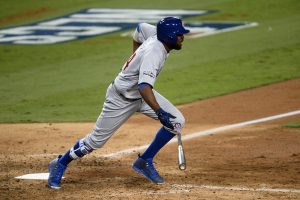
[0,9,257,45]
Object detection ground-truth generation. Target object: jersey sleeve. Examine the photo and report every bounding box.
[138,50,161,87]
[132,23,156,44]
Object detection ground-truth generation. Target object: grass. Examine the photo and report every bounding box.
[283,122,300,129]
[0,0,299,122]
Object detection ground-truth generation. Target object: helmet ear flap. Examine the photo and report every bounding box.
[161,33,177,47]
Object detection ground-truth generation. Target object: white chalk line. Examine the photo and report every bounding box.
[102,109,300,158]
[27,109,300,158]
[174,184,300,194]
[107,183,300,197]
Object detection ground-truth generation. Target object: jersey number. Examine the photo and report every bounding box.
[122,52,136,70]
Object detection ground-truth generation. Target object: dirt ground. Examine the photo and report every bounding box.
[1,79,300,200]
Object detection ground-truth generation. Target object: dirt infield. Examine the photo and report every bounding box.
[1,79,300,200]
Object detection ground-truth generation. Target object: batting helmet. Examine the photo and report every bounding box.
[157,17,190,46]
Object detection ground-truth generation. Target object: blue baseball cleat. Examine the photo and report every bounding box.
[132,156,164,184]
[48,155,67,189]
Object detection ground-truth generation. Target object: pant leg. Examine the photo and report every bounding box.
[84,84,142,149]
[139,90,185,134]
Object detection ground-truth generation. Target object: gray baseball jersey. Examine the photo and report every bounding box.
[132,23,156,43]
[84,23,185,150]
[113,36,167,99]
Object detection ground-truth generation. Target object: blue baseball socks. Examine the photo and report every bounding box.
[59,139,93,166]
[140,127,175,161]
[59,127,174,166]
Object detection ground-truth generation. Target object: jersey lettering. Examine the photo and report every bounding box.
[122,52,136,70]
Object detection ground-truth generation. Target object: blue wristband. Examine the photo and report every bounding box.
[138,83,151,89]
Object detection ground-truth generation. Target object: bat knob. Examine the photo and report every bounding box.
[179,163,186,170]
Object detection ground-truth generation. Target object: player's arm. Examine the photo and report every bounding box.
[132,24,142,53]
[138,83,160,111]
[133,40,142,53]
[132,23,156,52]
[138,83,176,129]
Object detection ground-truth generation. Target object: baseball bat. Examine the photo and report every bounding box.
[177,133,186,170]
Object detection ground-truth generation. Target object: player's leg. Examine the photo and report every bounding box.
[132,90,185,184]
[83,84,142,150]
[48,84,141,189]
[48,139,94,189]
[139,90,185,159]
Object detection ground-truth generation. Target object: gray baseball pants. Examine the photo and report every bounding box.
[84,83,185,150]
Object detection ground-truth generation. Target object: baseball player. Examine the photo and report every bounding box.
[48,17,190,189]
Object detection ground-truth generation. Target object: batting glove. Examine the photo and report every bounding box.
[155,108,176,130]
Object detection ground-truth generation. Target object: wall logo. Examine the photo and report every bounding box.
[184,22,257,38]
[0,9,257,45]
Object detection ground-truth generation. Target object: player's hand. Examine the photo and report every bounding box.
[155,108,176,130]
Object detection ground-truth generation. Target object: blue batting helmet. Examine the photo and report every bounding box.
[157,17,190,46]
